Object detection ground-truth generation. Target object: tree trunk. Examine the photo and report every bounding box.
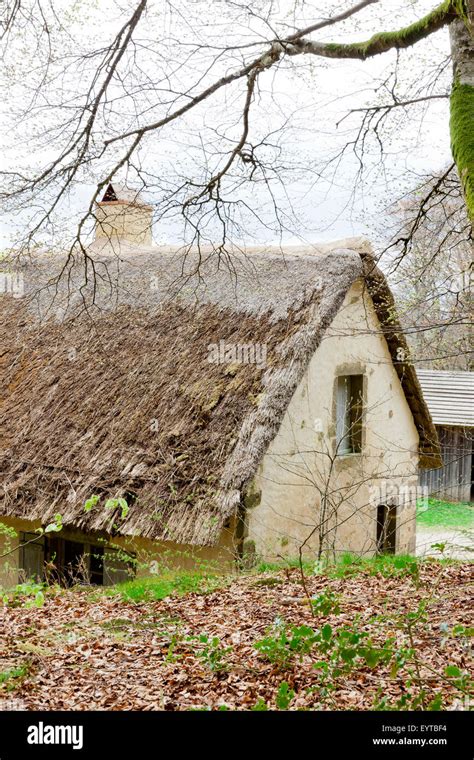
[449,15,474,227]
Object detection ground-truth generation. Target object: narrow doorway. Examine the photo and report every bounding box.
[376,504,397,554]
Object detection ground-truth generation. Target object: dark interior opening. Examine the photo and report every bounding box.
[376,504,397,554]
[89,546,104,585]
[20,533,133,587]
[101,183,118,202]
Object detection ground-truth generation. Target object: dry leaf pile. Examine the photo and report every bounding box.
[0,562,472,711]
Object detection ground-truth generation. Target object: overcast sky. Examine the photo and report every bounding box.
[0,0,453,249]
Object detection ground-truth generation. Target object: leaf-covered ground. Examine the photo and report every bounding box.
[0,562,472,711]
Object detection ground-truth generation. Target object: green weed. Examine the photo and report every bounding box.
[0,664,30,691]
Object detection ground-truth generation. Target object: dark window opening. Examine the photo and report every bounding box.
[103,547,135,585]
[63,540,86,586]
[89,546,104,585]
[19,534,134,587]
[376,504,397,554]
[336,374,364,455]
[19,533,45,583]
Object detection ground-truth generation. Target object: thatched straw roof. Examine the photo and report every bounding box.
[0,238,441,545]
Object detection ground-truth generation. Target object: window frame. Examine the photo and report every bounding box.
[333,370,366,457]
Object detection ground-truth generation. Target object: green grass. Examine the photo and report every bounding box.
[324,553,424,579]
[417,499,474,529]
[110,555,455,601]
[109,571,225,602]
[258,553,435,579]
[0,664,30,691]
[106,556,432,602]
[257,558,315,574]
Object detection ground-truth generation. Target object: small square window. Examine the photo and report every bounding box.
[335,374,364,454]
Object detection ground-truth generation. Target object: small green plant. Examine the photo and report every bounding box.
[311,621,395,706]
[374,689,444,711]
[338,627,393,669]
[84,495,129,519]
[0,523,18,541]
[2,581,47,608]
[165,632,183,663]
[450,623,474,654]
[275,681,295,709]
[251,697,268,711]
[430,542,447,554]
[195,635,232,672]
[44,514,63,533]
[84,495,100,512]
[254,619,318,669]
[0,663,30,691]
[311,589,341,616]
[105,497,129,519]
[444,665,473,693]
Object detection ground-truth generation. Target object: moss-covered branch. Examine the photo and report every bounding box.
[288,0,464,60]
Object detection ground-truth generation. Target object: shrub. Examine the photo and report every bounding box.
[254,619,319,669]
[311,589,341,616]
[194,635,232,672]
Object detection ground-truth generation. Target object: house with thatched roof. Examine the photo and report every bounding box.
[0,184,441,586]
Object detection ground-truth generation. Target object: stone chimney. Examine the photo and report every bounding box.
[94,182,153,245]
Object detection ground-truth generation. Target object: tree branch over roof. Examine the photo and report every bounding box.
[285,0,460,60]
[1,0,472,267]
[105,1,462,148]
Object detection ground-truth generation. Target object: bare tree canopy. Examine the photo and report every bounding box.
[388,171,472,369]
[0,0,473,256]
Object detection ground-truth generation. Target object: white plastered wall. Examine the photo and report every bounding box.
[246,278,420,561]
